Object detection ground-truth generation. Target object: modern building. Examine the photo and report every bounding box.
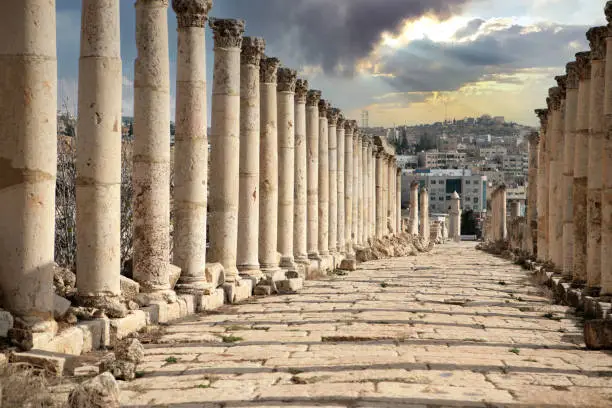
[417,150,467,169]
[479,146,507,159]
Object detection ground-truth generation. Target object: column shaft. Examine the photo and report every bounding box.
[535,109,549,261]
[548,86,564,269]
[306,90,321,259]
[602,26,612,295]
[409,182,419,235]
[352,131,360,245]
[356,136,364,245]
[527,133,539,255]
[318,99,330,255]
[396,168,402,233]
[361,139,369,243]
[337,116,346,253]
[375,153,385,238]
[327,109,339,253]
[344,122,355,254]
[293,80,309,263]
[419,188,430,242]
[563,64,579,278]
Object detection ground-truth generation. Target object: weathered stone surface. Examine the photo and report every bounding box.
[109,311,146,343]
[120,276,140,300]
[72,365,100,377]
[339,259,356,271]
[54,294,72,319]
[277,278,303,293]
[54,264,77,297]
[68,372,119,408]
[205,263,225,287]
[10,350,67,376]
[0,308,13,337]
[584,319,612,349]
[115,338,144,364]
[168,264,182,289]
[198,288,226,311]
[254,285,273,296]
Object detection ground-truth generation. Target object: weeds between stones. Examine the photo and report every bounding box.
[0,363,56,407]
[221,335,243,343]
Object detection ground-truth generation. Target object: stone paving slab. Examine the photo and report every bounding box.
[119,243,612,407]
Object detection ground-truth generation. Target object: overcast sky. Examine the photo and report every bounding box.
[56,0,605,127]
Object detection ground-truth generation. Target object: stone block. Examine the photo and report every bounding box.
[339,259,357,271]
[285,270,300,279]
[0,309,13,337]
[198,288,225,311]
[0,353,7,369]
[584,296,599,319]
[567,288,584,310]
[78,318,110,352]
[109,311,146,344]
[223,279,252,304]
[319,255,334,273]
[178,294,196,315]
[265,268,287,282]
[54,294,72,319]
[148,301,181,324]
[277,278,303,293]
[72,365,100,377]
[10,350,68,376]
[254,285,272,296]
[168,264,182,289]
[40,326,84,355]
[120,276,140,300]
[68,372,120,408]
[205,263,225,287]
[584,319,612,349]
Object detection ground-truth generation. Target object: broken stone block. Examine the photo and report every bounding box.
[109,359,136,381]
[254,285,272,296]
[54,294,72,319]
[205,263,225,287]
[114,338,144,364]
[120,275,140,301]
[0,353,7,369]
[277,278,303,293]
[168,264,181,289]
[584,319,612,350]
[0,308,14,337]
[68,372,120,408]
[72,365,100,377]
[9,350,67,376]
[53,263,76,297]
[339,259,357,271]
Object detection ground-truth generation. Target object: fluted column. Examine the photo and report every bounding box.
[318,99,330,256]
[344,121,355,254]
[527,132,539,255]
[449,192,461,242]
[306,90,321,260]
[396,167,402,234]
[352,128,360,245]
[535,109,549,261]
[209,19,244,282]
[76,0,124,313]
[336,114,346,254]
[0,0,57,330]
[172,0,212,293]
[327,108,339,253]
[602,9,612,295]
[587,27,606,290]
[259,57,281,272]
[408,182,419,235]
[573,52,591,284]
[293,80,309,264]
[277,67,297,269]
[419,187,430,242]
[375,151,385,239]
[133,0,173,297]
[562,63,579,278]
[237,37,265,278]
[548,85,564,269]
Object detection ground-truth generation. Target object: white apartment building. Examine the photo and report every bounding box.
[417,150,466,169]
[479,146,507,158]
[502,153,528,173]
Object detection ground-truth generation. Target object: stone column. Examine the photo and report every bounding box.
[548,85,564,270]
[362,137,370,242]
[259,57,281,272]
[368,141,375,240]
[336,114,346,254]
[0,0,57,330]
[133,0,174,298]
[408,182,419,235]
[587,27,606,291]
[510,201,521,218]
[277,67,297,269]
[602,7,612,296]
[318,99,330,256]
[172,0,212,293]
[573,52,591,284]
[562,62,579,279]
[375,151,385,238]
[293,79,309,264]
[527,132,539,255]
[344,121,355,254]
[396,168,402,234]
[352,128,360,245]
[209,19,245,282]
[419,187,430,242]
[237,37,265,278]
[449,192,461,242]
[499,186,508,240]
[390,158,397,235]
[306,90,321,260]
[356,135,364,245]
[327,108,339,253]
[75,0,124,314]
[535,109,549,261]
[381,155,389,236]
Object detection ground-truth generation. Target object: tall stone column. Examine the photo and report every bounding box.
[368,141,375,240]
[352,129,360,245]
[318,99,330,256]
[587,27,606,291]
[419,187,430,242]
[76,0,124,314]
[548,85,564,270]
[573,51,591,285]
[535,109,549,261]
[237,37,265,278]
[133,0,173,297]
[172,0,212,293]
[562,63,579,279]
[293,79,309,264]
[336,114,346,254]
[396,168,402,234]
[209,18,245,282]
[499,186,508,240]
[449,192,461,242]
[306,90,321,260]
[408,182,419,235]
[327,108,339,253]
[375,151,385,238]
[259,57,281,272]
[277,67,297,269]
[0,0,57,330]
[602,7,612,295]
[362,137,369,242]
[510,201,520,218]
[344,121,355,254]
[356,134,364,245]
[527,132,539,255]
[390,158,397,235]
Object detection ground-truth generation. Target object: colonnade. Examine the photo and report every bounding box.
[0,0,405,333]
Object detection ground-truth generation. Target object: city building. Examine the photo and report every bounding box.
[417,150,467,169]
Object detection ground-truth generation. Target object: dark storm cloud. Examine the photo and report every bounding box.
[215,0,471,74]
[452,18,485,40]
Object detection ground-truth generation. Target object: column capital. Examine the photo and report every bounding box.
[344,119,355,133]
[534,109,548,129]
[277,67,297,92]
[295,79,309,103]
[410,180,419,189]
[172,0,212,28]
[528,131,540,145]
[606,1,612,26]
[241,37,265,66]
[587,26,607,60]
[420,186,428,194]
[306,89,321,107]
[566,62,579,89]
[318,99,330,116]
[396,167,402,175]
[554,75,567,98]
[327,107,340,125]
[575,51,592,81]
[259,57,280,83]
[548,87,562,111]
[337,112,345,128]
[210,18,245,49]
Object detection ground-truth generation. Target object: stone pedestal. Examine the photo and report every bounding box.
[0,0,57,331]
[132,0,174,297]
[237,37,265,279]
[337,114,346,254]
[318,99,330,256]
[76,0,123,306]
[306,90,321,260]
[209,19,245,282]
[277,67,298,269]
[293,80,309,265]
[172,0,212,293]
[602,15,612,296]
[408,181,419,235]
[327,108,339,253]
[344,121,355,255]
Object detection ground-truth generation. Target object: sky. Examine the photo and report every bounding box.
[56,0,606,127]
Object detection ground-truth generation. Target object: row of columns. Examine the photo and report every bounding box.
[0,0,405,329]
[526,3,612,296]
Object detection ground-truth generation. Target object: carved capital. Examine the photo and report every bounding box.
[210,18,245,49]
[318,99,330,116]
[587,26,607,60]
[306,90,321,107]
[172,0,212,28]
[566,62,579,89]
[534,109,548,129]
[327,108,340,125]
[259,57,280,83]
[351,120,359,136]
[277,67,297,92]
[337,112,345,128]
[549,87,563,110]
[575,52,592,81]
[241,37,265,66]
[554,75,567,98]
[295,79,309,103]
[528,131,540,145]
[344,119,355,133]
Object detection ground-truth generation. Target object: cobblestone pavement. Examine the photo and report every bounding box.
[121,242,612,407]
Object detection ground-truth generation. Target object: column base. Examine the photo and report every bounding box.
[280,256,297,271]
[136,289,178,306]
[75,294,128,319]
[261,265,287,282]
[222,266,241,284]
[238,264,264,281]
[308,252,322,261]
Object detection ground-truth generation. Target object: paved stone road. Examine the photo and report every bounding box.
[121,242,612,407]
